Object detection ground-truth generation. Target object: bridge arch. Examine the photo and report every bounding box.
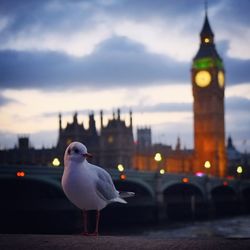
[0,176,64,200]
[0,176,80,234]
[211,185,238,216]
[161,180,205,196]
[101,179,155,225]
[163,182,206,220]
[113,177,154,198]
[241,187,250,213]
[113,179,155,201]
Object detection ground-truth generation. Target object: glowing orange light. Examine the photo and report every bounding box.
[16,171,25,177]
[154,152,162,162]
[120,174,126,180]
[204,161,211,169]
[182,177,189,183]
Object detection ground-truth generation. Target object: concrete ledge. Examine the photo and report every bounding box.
[0,234,250,250]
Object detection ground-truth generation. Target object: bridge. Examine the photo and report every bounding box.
[0,165,250,233]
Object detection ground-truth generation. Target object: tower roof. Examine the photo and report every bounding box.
[200,14,214,38]
[193,12,223,67]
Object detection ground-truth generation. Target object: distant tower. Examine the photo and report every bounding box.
[100,110,134,168]
[137,127,152,153]
[57,112,99,164]
[175,136,181,151]
[59,113,62,133]
[191,7,226,176]
[73,112,78,124]
[129,110,133,128]
[88,112,97,134]
[117,108,121,120]
[100,110,104,129]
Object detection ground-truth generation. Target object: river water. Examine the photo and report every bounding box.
[106,216,250,238]
[142,216,250,238]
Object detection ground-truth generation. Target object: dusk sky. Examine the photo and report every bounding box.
[0,0,249,152]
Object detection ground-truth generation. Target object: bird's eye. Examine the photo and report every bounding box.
[73,148,79,154]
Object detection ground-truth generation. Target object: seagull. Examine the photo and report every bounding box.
[61,141,135,236]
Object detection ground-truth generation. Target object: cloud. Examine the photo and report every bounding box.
[1,35,249,90]
[0,0,249,61]
[0,36,190,90]
[0,0,96,34]
[131,102,192,113]
[217,0,250,27]
[225,57,250,85]
[41,96,250,117]
[0,0,214,31]
[225,96,250,111]
[0,49,72,88]
[101,0,204,20]
[211,40,250,85]
[0,93,15,106]
[224,96,250,152]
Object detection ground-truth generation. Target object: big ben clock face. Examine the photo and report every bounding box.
[218,70,224,88]
[195,70,211,87]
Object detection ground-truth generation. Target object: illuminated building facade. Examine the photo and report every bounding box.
[0,110,134,169]
[191,13,226,177]
[0,11,237,177]
[99,109,134,169]
[57,112,100,164]
[57,109,134,168]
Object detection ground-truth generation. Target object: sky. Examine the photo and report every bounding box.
[0,0,249,152]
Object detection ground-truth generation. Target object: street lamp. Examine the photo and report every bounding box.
[52,157,60,167]
[204,160,211,169]
[204,160,211,175]
[117,164,126,180]
[117,164,124,172]
[237,165,243,179]
[154,152,164,174]
[237,165,243,174]
[154,153,162,162]
[159,169,165,175]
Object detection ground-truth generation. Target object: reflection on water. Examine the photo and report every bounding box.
[142,216,250,238]
[102,215,250,238]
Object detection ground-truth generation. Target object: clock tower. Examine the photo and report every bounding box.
[192,12,226,177]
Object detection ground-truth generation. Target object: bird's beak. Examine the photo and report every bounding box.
[83,153,93,159]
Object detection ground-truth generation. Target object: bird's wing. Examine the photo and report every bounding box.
[92,166,118,202]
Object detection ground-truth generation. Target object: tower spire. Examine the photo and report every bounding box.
[59,113,62,133]
[100,110,104,129]
[129,110,133,128]
[205,0,208,17]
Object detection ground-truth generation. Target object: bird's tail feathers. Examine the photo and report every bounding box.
[119,191,135,198]
[110,197,127,204]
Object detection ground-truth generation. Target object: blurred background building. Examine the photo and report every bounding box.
[0,11,249,179]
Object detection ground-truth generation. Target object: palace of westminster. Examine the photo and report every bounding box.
[0,12,249,178]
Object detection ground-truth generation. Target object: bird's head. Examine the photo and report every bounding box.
[64,141,92,166]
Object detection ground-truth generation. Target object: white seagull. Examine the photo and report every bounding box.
[62,141,135,236]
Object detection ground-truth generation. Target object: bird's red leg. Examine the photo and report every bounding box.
[94,210,100,236]
[82,210,88,235]
[82,210,99,236]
